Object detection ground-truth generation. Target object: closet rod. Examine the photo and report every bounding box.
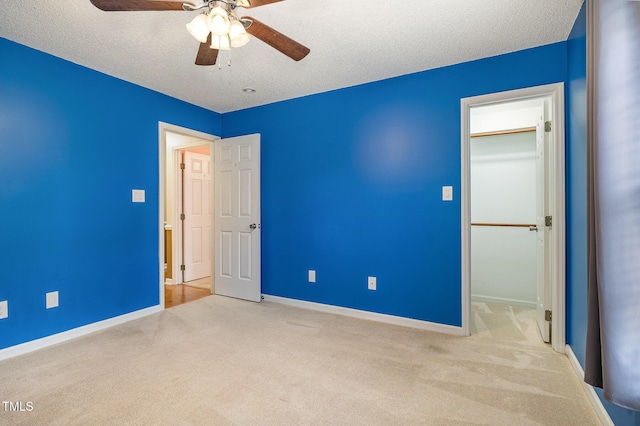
[470,127,536,138]
[471,223,536,228]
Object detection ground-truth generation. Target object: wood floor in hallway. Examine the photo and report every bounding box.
[164,283,210,308]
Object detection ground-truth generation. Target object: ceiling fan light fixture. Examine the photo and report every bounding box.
[208,6,230,35]
[186,14,210,43]
[210,34,231,51]
[229,20,250,47]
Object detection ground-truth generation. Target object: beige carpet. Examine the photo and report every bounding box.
[0,297,600,425]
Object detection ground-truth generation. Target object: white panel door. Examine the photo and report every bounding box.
[535,115,551,342]
[214,134,261,302]
[183,151,212,282]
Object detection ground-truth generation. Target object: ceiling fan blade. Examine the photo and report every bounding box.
[90,0,194,11]
[239,0,284,8]
[195,33,219,66]
[244,17,310,61]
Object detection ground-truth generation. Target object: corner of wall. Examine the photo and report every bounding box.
[565,344,615,426]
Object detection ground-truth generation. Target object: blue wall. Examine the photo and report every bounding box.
[566,4,640,425]
[223,42,568,326]
[566,0,588,367]
[0,38,221,350]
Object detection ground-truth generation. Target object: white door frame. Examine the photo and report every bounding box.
[158,122,218,307]
[460,83,566,353]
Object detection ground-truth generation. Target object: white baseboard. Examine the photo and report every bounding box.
[0,305,164,362]
[471,294,536,309]
[262,295,464,336]
[565,344,614,426]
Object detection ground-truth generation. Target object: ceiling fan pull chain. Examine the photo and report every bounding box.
[227,36,232,67]
[218,35,223,69]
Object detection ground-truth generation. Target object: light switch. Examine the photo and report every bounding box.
[442,186,453,201]
[132,189,146,203]
[308,270,316,283]
[46,291,59,309]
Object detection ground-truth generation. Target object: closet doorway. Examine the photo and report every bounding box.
[470,100,544,343]
[461,83,566,353]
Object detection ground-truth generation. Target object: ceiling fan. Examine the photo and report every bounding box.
[89,0,310,66]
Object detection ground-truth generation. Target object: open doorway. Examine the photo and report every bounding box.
[159,123,218,309]
[159,125,263,309]
[461,83,566,353]
[469,98,547,345]
[165,144,213,308]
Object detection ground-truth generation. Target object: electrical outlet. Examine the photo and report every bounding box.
[308,270,316,283]
[46,291,59,309]
[0,300,8,319]
[368,276,377,291]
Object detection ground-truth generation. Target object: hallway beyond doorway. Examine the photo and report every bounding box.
[164,284,210,308]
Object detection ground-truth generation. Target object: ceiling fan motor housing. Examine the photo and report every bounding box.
[210,0,240,12]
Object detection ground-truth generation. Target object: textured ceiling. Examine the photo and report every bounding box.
[0,0,583,113]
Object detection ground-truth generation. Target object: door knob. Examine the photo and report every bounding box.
[250,223,258,230]
[529,226,538,232]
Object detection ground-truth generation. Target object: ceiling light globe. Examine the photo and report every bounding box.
[229,20,251,47]
[208,7,230,35]
[210,34,231,51]
[186,14,210,43]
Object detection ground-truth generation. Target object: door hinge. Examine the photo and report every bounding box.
[545,309,552,322]
[180,213,185,221]
[545,216,552,227]
[180,264,186,271]
[180,162,185,170]
[545,121,552,132]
